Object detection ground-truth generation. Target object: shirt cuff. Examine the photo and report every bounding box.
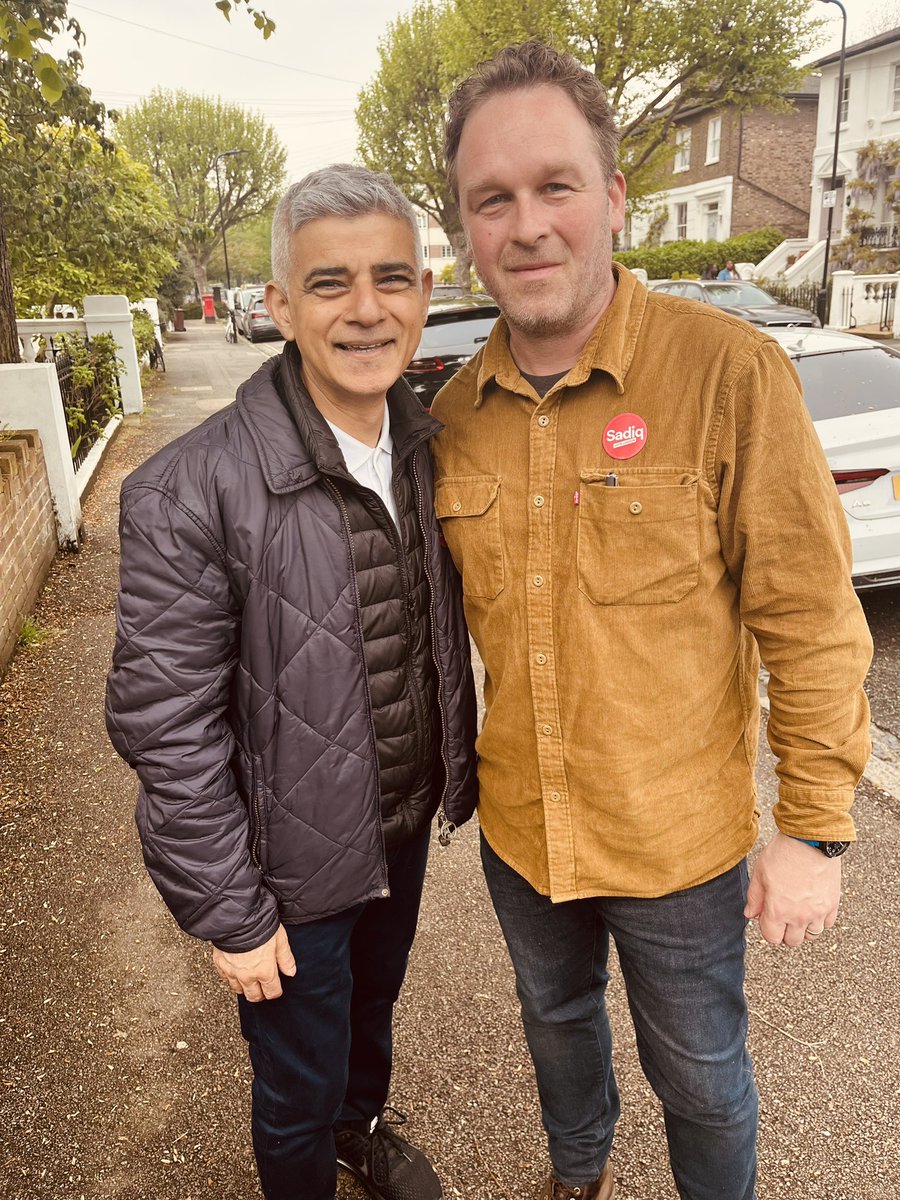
[774,785,857,841]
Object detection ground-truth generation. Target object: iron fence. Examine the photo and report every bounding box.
[858,223,900,250]
[40,333,123,472]
[761,279,823,318]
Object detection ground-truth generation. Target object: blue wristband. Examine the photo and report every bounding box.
[793,838,818,847]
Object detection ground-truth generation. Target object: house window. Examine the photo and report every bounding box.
[415,211,427,228]
[674,127,691,172]
[893,64,900,112]
[836,74,850,124]
[440,245,455,258]
[703,200,720,242]
[706,117,722,164]
[675,202,688,240]
[422,244,429,258]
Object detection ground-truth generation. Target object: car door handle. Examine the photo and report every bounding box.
[474,336,488,343]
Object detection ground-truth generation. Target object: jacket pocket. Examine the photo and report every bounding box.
[435,475,504,599]
[576,470,700,605]
[247,752,269,873]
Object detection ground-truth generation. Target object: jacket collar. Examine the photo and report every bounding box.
[236,340,441,494]
[474,264,648,406]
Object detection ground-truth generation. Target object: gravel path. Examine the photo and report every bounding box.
[1,324,897,1199]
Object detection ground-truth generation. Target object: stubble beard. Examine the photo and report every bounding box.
[490,250,611,343]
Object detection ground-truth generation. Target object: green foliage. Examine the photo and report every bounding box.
[357,0,825,251]
[206,210,274,284]
[54,331,123,460]
[180,299,229,320]
[131,309,157,361]
[613,227,784,279]
[116,91,287,293]
[839,140,900,273]
[5,126,179,313]
[16,616,52,649]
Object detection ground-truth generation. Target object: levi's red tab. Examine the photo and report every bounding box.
[603,412,647,460]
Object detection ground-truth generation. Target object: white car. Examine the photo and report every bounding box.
[768,328,900,591]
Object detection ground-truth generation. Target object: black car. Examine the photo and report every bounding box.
[405,296,500,407]
[651,279,820,328]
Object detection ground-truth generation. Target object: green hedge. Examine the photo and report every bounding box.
[180,300,229,320]
[614,228,784,280]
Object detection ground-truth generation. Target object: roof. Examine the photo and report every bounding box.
[814,24,900,69]
[674,76,820,123]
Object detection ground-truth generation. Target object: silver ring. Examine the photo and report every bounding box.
[805,926,824,938]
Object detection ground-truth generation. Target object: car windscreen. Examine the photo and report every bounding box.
[420,314,499,352]
[704,283,778,308]
[791,346,900,420]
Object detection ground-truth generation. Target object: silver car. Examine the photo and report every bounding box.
[769,328,900,590]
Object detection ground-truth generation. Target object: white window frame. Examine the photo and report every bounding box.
[422,244,429,258]
[415,211,427,229]
[705,117,722,165]
[836,74,850,125]
[674,127,691,172]
[893,64,900,113]
[703,199,720,242]
[440,245,455,259]
[675,202,688,240]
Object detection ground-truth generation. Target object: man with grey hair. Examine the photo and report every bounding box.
[106,163,477,1200]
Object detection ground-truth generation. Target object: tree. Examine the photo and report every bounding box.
[5,126,178,314]
[116,91,287,295]
[357,0,826,287]
[357,1,474,289]
[206,210,275,286]
[0,0,275,361]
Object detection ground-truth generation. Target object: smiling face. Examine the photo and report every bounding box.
[266,211,432,421]
[455,85,626,356]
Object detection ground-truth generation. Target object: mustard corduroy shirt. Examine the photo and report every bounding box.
[431,266,873,901]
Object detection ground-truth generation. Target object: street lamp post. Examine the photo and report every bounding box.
[213,149,244,293]
[816,0,848,325]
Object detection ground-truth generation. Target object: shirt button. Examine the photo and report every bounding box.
[452,501,461,512]
[537,415,550,427]
[535,653,547,665]
[381,888,390,897]
[550,791,561,802]
[534,495,545,508]
[533,575,545,587]
[541,724,553,736]
[629,501,642,515]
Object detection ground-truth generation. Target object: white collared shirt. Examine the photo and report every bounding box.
[325,401,399,528]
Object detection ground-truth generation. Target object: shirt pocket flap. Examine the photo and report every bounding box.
[435,475,500,520]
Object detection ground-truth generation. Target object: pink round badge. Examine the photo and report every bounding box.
[603,412,648,460]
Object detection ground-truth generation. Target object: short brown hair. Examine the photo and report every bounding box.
[444,40,620,198]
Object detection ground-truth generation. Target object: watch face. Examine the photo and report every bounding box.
[821,841,851,858]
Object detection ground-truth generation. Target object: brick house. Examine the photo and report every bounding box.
[627,81,820,249]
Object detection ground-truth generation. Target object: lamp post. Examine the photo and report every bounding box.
[213,149,244,292]
[816,0,848,325]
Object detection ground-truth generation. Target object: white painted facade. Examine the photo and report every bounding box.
[808,27,900,241]
[628,176,735,247]
[413,207,456,271]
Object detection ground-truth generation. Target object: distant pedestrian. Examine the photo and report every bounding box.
[717,259,737,279]
[433,39,872,1200]
[701,262,718,280]
[107,164,478,1200]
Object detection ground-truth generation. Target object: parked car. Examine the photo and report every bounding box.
[768,328,900,591]
[242,295,282,343]
[651,279,820,328]
[233,287,265,338]
[404,295,500,407]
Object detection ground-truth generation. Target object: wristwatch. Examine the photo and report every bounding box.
[795,839,851,858]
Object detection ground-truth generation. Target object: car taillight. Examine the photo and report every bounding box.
[251,311,267,320]
[831,469,889,494]
[406,357,445,374]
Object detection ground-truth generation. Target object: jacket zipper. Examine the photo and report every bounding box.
[323,477,390,888]
[250,763,264,870]
[411,447,455,847]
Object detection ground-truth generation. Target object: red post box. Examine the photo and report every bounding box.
[201,293,216,323]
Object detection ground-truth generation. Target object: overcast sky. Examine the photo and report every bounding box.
[63,0,893,184]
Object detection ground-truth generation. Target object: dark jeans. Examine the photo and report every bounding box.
[238,828,430,1200]
[480,834,758,1200]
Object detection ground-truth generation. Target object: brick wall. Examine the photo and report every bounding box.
[0,431,59,674]
[731,101,818,238]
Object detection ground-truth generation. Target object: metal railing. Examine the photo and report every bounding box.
[39,333,123,472]
[858,223,900,250]
[761,279,823,317]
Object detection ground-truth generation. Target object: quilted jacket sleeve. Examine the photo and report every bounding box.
[105,481,280,953]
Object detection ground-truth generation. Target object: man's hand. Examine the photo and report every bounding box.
[212,924,297,1002]
[744,832,842,948]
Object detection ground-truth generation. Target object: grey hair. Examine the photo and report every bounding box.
[270,163,424,286]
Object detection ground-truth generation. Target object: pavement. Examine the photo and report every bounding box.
[0,321,898,1200]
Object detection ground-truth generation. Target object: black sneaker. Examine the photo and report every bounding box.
[335,1108,442,1200]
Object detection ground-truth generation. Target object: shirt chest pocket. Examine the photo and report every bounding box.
[435,475,504,599]
[577,471,700,605]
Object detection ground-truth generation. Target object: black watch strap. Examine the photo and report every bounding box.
[796,838,851,858]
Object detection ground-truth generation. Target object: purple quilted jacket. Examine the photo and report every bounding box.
[106,355,478,952]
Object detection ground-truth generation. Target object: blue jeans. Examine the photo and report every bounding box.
[238,828,430,1200]
[480,834,758,1200]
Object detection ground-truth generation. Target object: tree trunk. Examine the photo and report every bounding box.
[192,257,209,296]
[450,232,473,293]
[0,200,21,364]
